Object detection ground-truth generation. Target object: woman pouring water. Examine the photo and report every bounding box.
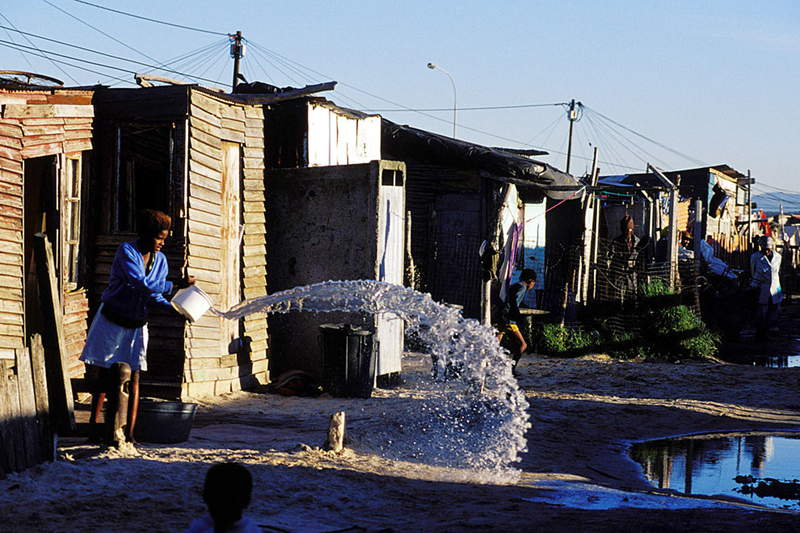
[80,209,194,445]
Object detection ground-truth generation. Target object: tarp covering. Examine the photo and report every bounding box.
[381,120,583,200]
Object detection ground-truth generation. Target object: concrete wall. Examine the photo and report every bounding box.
[265,162,381,378]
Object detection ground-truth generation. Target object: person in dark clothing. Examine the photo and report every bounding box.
[186,462,260,533]
[607,214,640,302]
[494,269,537,371]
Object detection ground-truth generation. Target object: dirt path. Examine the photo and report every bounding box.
[5,304,800,532]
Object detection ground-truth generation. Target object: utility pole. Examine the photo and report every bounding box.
[230,31,244,92]
[566,99,578,174]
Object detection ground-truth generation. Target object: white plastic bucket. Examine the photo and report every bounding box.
[171,285,213,322]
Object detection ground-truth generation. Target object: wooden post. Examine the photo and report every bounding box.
[324,411,346,453]
[580,148,599,303]
[32,233,75,434]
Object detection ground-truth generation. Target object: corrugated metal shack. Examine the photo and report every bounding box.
[90,84,271,399]
[0,81,93,477]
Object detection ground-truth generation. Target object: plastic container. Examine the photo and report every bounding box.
[171,285,213,322]
[132,399,197,444]
[319,323,376,398]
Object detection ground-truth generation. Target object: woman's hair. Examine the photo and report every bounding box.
[137,209,171,239]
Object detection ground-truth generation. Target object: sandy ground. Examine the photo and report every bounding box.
[3,304,800,532]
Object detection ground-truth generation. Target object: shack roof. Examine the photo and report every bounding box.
[380,119,583,200]
[598,165,748,192]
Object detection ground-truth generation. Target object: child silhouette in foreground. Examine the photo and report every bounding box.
[186,462,260,533]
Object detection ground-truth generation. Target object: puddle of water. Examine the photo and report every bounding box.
[761,355,800,368]
[630,432,800,510]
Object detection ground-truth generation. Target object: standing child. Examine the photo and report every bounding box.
[494,268,537,371]
[187,462,260,533]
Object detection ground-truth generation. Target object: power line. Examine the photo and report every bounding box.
[0,38,224,86]
[70,0,226,36]
[581,105,707,167]
[368,103,565,113]
[0,10,79,84]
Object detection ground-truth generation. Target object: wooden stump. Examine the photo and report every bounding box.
[324,411,346,453]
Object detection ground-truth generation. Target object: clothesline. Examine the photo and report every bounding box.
[524,186,587,225]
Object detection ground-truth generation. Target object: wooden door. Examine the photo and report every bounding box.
[220,142,242,354]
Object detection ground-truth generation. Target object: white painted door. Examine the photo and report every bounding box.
[376,165,405,376]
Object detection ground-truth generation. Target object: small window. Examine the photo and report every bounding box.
[115,123,174,233]
[62,156,81,289]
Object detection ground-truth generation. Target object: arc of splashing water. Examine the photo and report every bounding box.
[209,280,531,474]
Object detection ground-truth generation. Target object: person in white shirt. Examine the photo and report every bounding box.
[749,236,783,341]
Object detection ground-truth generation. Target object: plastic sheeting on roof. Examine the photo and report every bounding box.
[381,120,583,200]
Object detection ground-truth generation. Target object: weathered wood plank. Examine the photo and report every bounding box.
[0,123,23,138]
[188,218,221,239]
[189,163,222,187]
[188,206,222,228]
[0,145,21,161]
[186,230,220,250]
[242,200,265,213]
[63,139,92,153]
[242,223,266,235]
[0,157,22,173]
[219,128,245,144]
[21,142,63,159]
[0,136,22,151]
[0,360,19,474]
[0,169,22,187]
[220,105,246,122]
[189,103,222,129]
[15,347,41,469]
[187,255,221,272]
[188,195,224,216]
[33,233,75,434]
[243,106,264,119]
[242,211,265,224]
[29,334,53,460]
[3,104,94,119]
[243,264,267,278]
[243,146,264,159]
[244,136,264,149]
[242,170,265,183]
[189,182,223,205]
[242,156,264,170]
[189,125,222,148]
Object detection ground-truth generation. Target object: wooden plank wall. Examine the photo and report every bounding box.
[0,90,92,374]
[0,337,53,479]
[183,90,268,398]
[0,90,91,476]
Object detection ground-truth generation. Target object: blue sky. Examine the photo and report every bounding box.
[2,0,798,209]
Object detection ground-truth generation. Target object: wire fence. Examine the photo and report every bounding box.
[542,239,703,337]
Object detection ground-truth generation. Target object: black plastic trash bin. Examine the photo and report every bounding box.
[319,323,376,398]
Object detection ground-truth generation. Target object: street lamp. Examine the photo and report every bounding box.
[427,62,457,138]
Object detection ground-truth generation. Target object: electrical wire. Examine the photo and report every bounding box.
[70,0,226,36]
[582,105,707,167]
[0,11,79,84]
[0,38,225,86]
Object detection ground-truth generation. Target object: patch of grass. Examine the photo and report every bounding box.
[529,323,602,358]
[530,280,720,362]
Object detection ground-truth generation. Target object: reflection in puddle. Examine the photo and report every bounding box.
[761,355,800,368]
[630,433,800,510]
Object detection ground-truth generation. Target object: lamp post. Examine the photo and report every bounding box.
[427,62,457,138]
